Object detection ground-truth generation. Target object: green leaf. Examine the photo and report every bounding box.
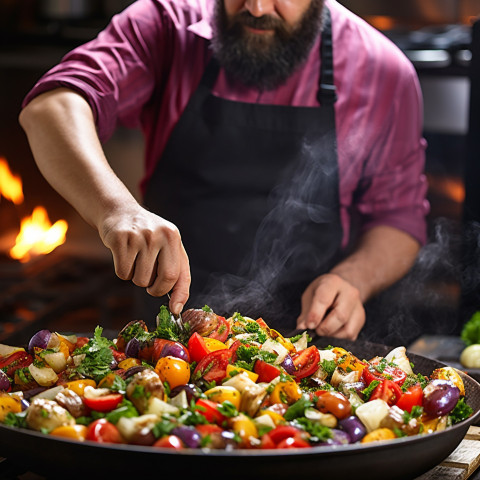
[461,311,480,346]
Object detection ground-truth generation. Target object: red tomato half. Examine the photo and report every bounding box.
[364,361,407,386]
[109,347,127,364]
[260,425,309,449]
[0,351,33,378]
[370,379,403,406]
[83,392,123,412]
[254,359,281,383]
[193,348,233,384]
[396,384,424,412]
[86,419,123,444]
[206,316,230,343]
[195,398,226,424]
[75,337,90,349]
[291,346,320,380]
[188,333,210,363]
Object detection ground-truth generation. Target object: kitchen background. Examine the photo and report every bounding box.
[0,0,479,346]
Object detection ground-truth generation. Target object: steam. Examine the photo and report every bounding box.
[362,218,480,346]
[198,133,339,327]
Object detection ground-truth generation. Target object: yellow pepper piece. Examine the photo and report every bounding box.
[270,380,302,405]
[361,428,396,443]
[230,414,258,445]
[204,338,228,353]
[64,379,97,396]
[225,364,258,383]
[259,408,285,425]
[0,393,22,422]
[204,385,241,409]
[50,424,88,441]
[118,358,142,370]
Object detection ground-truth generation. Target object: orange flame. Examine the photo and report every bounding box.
[0,157,24,205]
[9,206,68,263]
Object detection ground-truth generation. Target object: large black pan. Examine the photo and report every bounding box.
[0,334,479,480]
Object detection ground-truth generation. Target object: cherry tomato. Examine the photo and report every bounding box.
[254,359,281,383]
[109,346,126,364]
[276,435,310,449]
[0,351,33,378]
[195,424,224,436]
[74,337,90,349]
[195,398,226,424]
[193,348,234,384]
[86,419,123,444]
[154,356,190,389]
[370,379,403,406]
[261,425,309,449]
[291,346,320,379]
[138,338,170,363]
[83,390,123,412]
[363,361,407,386]
[396,384,424,412]
[268,425,304,444]
[188,332,210,363]
[206,316,230,343]
[153,435,184,449]
[315,391,352,419]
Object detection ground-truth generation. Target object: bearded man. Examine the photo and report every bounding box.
[19,0,428,342]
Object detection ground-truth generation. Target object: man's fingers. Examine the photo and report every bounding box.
[323,303,366,340]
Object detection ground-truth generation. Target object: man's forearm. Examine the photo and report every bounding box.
[330,225,421,303]
[18,88,138,230]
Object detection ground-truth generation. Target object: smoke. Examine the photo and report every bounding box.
[198,133,339,327]
[361,218,480,347]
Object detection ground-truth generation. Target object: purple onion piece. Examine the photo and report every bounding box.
[170,384,202,403]
[22,386,48,400]
[281,354,296,375]
[338,415,366,443]
[160,342,189,362]
[0,370,11,391]
[28,329,52,353]
[125,338,141,358]
[20,399,30,411]
[121,365,150,380]
[171,426,201,448]
[423,379,460,416]
[316,429,351,446]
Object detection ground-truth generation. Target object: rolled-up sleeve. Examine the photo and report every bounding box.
[351,64,429,246]
[22,0,166,142]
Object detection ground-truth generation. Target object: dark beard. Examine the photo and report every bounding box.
[211,0,324,91]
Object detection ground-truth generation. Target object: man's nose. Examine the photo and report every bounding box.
[244,0,276,17]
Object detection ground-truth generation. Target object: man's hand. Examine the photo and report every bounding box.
[99,205,190,315]
[296,274,366,340]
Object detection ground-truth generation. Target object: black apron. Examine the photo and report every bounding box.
[142,8,343,330]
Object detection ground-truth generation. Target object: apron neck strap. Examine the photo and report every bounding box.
[318,6,337,106]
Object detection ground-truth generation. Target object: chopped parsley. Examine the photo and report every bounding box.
[361,380,380,401]
[284,394,313,421]
[449,397,473,424]
[73,326,115,383]
[292,417,332,443]
[155,305,190,344]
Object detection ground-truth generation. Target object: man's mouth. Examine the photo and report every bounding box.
[244,25,274,35]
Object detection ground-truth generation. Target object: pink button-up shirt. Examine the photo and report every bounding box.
[23,0,429,248]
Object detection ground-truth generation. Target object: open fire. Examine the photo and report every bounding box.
[0,157,68,262]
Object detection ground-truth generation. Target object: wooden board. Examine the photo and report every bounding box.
[417,427,480,479]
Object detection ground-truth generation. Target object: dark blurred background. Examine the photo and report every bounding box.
[0,0,479,346]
